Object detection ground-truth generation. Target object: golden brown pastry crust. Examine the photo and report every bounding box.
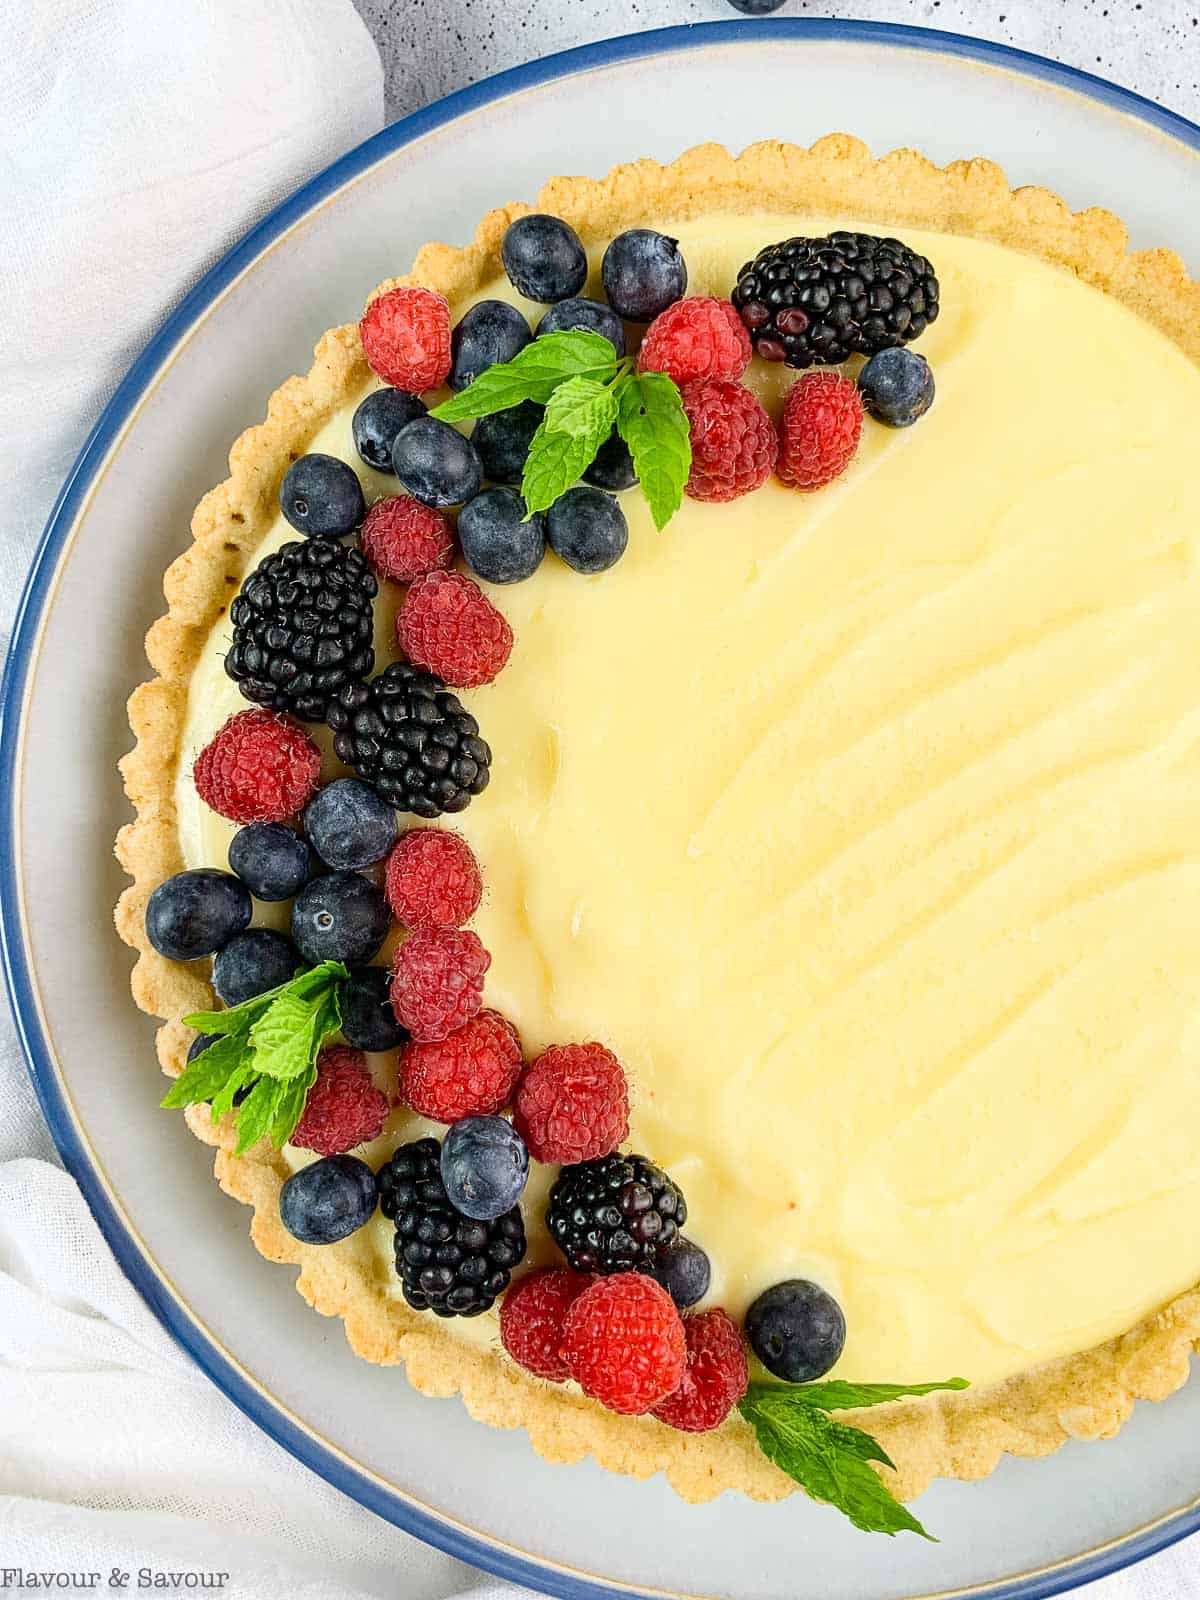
[115,136,1200,1506]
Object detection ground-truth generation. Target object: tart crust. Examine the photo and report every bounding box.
[115,136,1200,1505]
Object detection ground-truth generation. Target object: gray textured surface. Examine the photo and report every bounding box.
[352,0,1200,124]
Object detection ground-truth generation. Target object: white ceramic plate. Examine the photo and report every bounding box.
[4,20,1200,1600]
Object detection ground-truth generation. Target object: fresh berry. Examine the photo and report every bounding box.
[546,486,628,574]
[290,871,391,966]
[279,1154,378,1244]
[291,1044,390,1156]
[561,1273,686,1414]
[727,0,787,11]
[378,1136,526,1315]
[652,1309,748,1432]
[384,828,482,930]
[352,387,427,473]
[547,1153,686,1275]
[776,371,863,491]
[279,453,365,540]
[224,540,376,721]
[327,662,491,817]
[536,297,626,357]
[359,496,454,584]
[654,1238,712,1310]
[681,378,777,502]
[391,927,490,1042]
[303,778,398,871]
[745,1278,846,1382]
[339,966,408,1053]
[441,1115,529,1219]
[637,297,751,387]
[732,231,940,367]
[472,401,543,486]
[501,214,588,304]
[392,417,483,508]
[212,928,298,1006]
[582,428,637,491]
[360,286,452,391]
[397,570,513,688]
[602,230,687,322]
[145,869,252,961]
[858,347,936,427]
[194,710,321,824]
[458,487,546,585]
[500,1266,590,1382]
[398,1009,522,1122]
[228,823,310,901]
[514,1042,629,1164]
[450,300,532,391]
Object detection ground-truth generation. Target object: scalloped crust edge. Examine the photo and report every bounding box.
[114,136,1200,1507]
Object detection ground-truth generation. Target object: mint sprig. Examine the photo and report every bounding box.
[431,330,620,421]
[616,371,691,530]
[739,1377,968,1538]
[162,960,347,1154]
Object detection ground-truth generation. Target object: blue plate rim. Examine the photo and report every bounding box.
[3,17,1200,1600]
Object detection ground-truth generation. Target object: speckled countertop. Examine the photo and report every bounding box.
[351,0,1199,124]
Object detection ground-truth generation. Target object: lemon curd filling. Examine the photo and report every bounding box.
[178,214,1200,1389]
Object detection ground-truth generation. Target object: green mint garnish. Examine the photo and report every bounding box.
[431,330,620,421]
[616,371,691,531]
[738,1377,968,1538]
[162,960,348,1155]
[522,375,620,515]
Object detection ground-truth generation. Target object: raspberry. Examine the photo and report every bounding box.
[514,1043,629,1165]
[193,709,321,824]
[681,379,778,503]
[637,297,751,387]
[290,1045,390,1157]
[397,571,513,689]
[360,286,452,392]
[652,1309,749,1433]
[561,1274,686,1415]
[385,829,482,930]
[776,371,863,491]
[391,927,490,1042]
[500,1267,590,1382]
[360,497,454,585]
[398,1008,522,1121]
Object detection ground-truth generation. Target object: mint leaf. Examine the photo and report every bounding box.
[763,1378,969,1413]
[160,1032,247,1108]
[210,1060,257,1124]
[269,1063,318,1150]
[249,984,336,1081]
[615,370,691,531]
[182,960,344,1039]
[232,1074,284,1156]
[430,331,618,422]
[522,376,619,515]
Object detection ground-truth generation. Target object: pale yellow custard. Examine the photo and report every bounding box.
[178,214,1200,1390]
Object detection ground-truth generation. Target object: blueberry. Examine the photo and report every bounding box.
[145,869,252,961]
[654,1238,711,1309]
[340,966,408,1053]
[727,0,787,11]
[546,486,628,575]
[212,928,299,1006]
[582,428,637,491]
[440,1116,529,1220]
[745,1279,846,1383]
[601,230,687,322]
[291,872,391,966]
[450,300,532,391]
[303,779,397,871]
[279,1154,378,1244]
[858,348,935,428]
[536,297,625,358]
[458,487,546,585]
[228,822,311,901]
[392,417,483,508]
[188,1031,221,1063]
[501,214,588,304]
[352,388,427,473]
[472,401,544,486]
[279,453,365,539]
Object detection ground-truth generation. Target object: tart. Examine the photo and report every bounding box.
[115,137,1200,1518]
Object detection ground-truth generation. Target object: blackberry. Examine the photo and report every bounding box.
[731,231,939,368]
[326,662,491,818]
[547,1153,686,1275]
[378,1137,526,1316]
[224,540,377,722]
